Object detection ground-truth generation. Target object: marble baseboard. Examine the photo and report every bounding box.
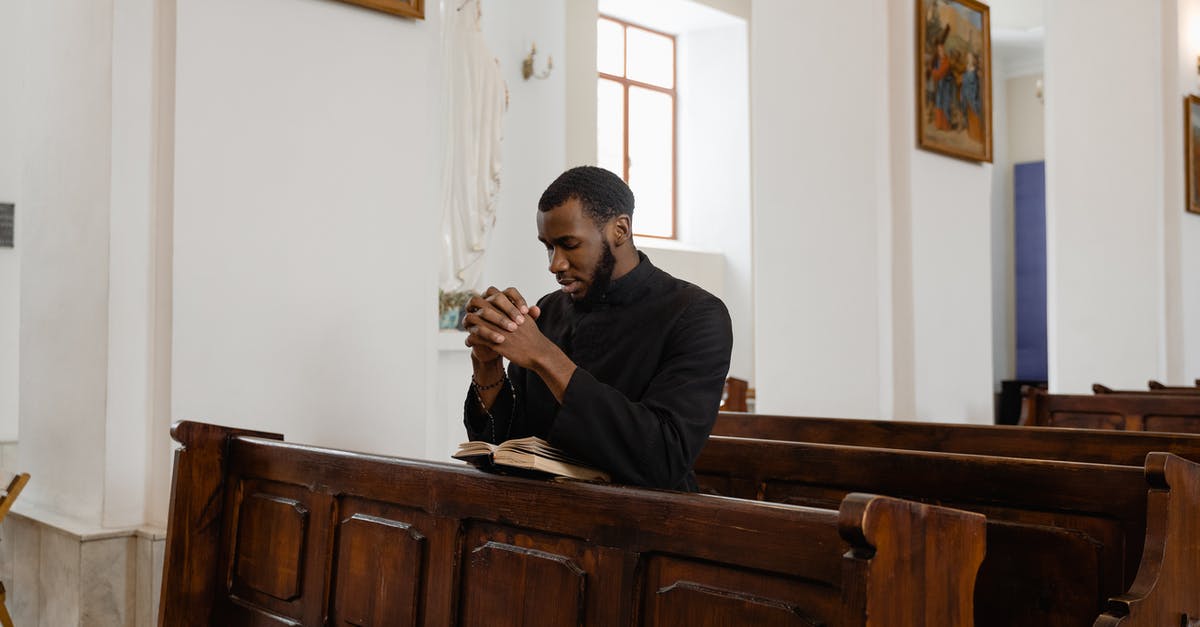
[0,509,164,627]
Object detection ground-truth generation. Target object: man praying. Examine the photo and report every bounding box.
[462,166,733,491]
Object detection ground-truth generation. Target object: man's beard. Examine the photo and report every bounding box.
[580,241,617,306]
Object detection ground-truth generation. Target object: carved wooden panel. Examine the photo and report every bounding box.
[331,513,425,626]
[233,492,308,602]
[219,478,334,626]
[640,555,829,627]
[460,541,586,627]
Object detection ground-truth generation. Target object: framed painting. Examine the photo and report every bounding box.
[1186,95,1200,215]
[916,0,992,163]
[332,0,423,19]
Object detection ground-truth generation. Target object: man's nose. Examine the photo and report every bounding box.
[548,249,568,274]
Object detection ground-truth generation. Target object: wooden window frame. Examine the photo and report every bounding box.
[598,15,677,240]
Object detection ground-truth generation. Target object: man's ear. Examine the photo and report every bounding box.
[609,214,632,246]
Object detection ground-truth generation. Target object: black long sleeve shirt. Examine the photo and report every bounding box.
[464,253,733,491]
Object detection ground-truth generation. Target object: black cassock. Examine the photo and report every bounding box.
[464,252,733,491]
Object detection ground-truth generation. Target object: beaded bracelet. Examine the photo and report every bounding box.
[472,373,506,392]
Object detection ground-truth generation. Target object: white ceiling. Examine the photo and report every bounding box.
[988,0,1045,76]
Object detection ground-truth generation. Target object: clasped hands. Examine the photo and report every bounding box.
[463,286,551,370]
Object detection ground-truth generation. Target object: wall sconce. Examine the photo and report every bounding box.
[522,42,553,81]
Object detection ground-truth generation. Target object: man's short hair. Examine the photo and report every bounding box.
[538,166,635,226]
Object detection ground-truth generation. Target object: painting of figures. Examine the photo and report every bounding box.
[917,0,992,162]
[1186,95,1200,214]
[330,0,423,19]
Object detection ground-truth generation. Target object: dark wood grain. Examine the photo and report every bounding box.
[158,421,284,627]
[695,435,1151,627]
[713,411,1200,465]
[159,421,986,627]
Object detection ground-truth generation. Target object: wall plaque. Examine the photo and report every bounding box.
[0,204,12,248]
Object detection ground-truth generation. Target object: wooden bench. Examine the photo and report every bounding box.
[1021,387,1200,432]
[159,421,987,627]
[1096,383,1200,396]
[712,411,1200,465]
[1149,379,1200,390]
[695,436,1200,627]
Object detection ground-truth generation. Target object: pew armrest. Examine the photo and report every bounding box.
[1093,453,1200,626]
[840,493,987,627]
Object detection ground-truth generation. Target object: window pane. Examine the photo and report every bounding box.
[625,27,673,88]
[597,79,624,178]
[627,87,673,238]
[597,18,624,77]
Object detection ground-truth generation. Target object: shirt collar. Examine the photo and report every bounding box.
[592,250,655,307]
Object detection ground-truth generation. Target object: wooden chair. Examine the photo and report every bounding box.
[719,377,749,412]
[0,473,30,627]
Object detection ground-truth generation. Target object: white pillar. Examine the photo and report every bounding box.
[17,0,166,530]
[751,0,890,418]
[1044,0,1169,392]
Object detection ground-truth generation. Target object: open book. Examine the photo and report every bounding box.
[453,436,610,482]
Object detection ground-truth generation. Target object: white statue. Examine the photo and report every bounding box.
[439,0,507,298]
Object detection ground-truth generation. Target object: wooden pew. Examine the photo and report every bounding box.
[1149,379,1200,391]
[159,421,987,627]
[1097,382,1200,395]
[712,411,1200,465]
[1021,387,1200,432]
[695,436,1200,627]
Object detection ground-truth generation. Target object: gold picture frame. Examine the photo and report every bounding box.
[916,0,992,163]
[332,0,423,19]
[1185,95,1200,215]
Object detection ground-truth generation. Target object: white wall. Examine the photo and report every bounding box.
[1155,0,1196,386]
[1007,75,1045,165]
[990,60,1013,388]
[171,0,441,465]
[1172,0,1200,383]
[478,0,567,302]
[678,23,753,381]
[1045,0,1167,392]
[751,1,888,418]
[751,0,995,422]
[0,0,23,442]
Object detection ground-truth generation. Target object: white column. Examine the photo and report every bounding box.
[1173,0,1200,383]
[751,1,889,418]
[106,0,160,529]
[1044,0,1168,392]
[17,0,117,523]
[0,0,25,443]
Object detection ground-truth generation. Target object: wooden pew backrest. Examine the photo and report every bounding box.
[1023,388,1200,433]
[696,435,1151,627]
[159,421,986,627]
[1147,380,1200,391]
[713,411,1200,466]
[1095,383,1200,396]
